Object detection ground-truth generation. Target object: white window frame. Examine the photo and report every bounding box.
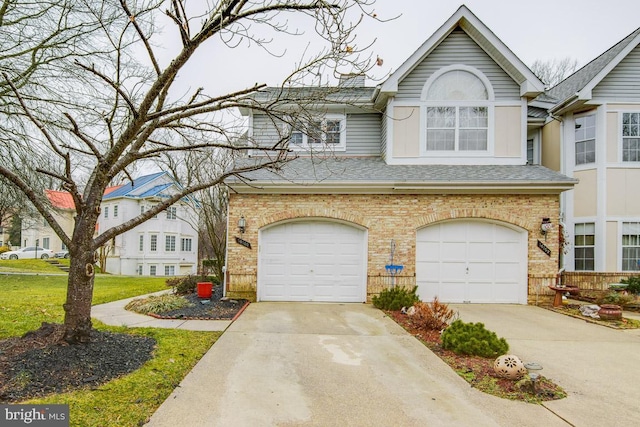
[42,237,50,249]
[164,265,175,276]
[150,234,158,252]
[166,206,177,220]
[139,235,144,252]
[575,113,596,165]
[621,112,640,162]
[149,265,157,276]
[165,235,176,252]
[181,237,192,252]
[419,65,495,158]
[287,114,347,152]
[574,223,595,271]
[104,206,109,219]
[622,222,640,271]
[113,205,118,218]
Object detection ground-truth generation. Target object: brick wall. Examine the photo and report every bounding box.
[226,193,561,304]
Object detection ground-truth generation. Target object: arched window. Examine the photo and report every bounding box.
[424,69,490,152]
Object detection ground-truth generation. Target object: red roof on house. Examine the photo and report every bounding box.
[104,185,123,195]
[45,190,75,210]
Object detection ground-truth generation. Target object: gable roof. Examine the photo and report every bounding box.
[377,5,544,106]
[227,157,576,194]
[102,171,172,200]
[45,190,75,210]
[547,27,640,114]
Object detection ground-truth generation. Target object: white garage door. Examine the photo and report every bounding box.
[416,220,527,304]
[259,221,367,302]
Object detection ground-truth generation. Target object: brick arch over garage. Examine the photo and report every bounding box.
[257,208,369,230]
[415,208,532,231]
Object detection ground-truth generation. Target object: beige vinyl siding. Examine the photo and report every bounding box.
[494,106,521,157]
[574,170,598,217]
[346,113,382,156]
[541,120,561,171]
[607,169,640,215]
[606,221,618,271]
[593,45,640,100]
[396,28,519,100]
[380,108,388,159]
[606,112,618,163]
[392,107,420,158]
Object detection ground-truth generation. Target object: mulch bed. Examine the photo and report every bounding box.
[149,293,249,320]
[0,323,155,403]
[385,310,565,402]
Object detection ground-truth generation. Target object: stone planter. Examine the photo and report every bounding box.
[598,304,622,320]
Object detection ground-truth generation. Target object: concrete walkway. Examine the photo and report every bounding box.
[91,291,232,331]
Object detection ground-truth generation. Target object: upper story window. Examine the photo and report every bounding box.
[104,206,109,219]
[622,113,640,162]
[575,114,596,165]
[622,222,640,271]
[424,69,490,153]
[288,114,346,151]
[166,206,177,220]
[113,205,118,218]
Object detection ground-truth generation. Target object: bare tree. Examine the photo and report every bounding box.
[530,57,579,88]
[0,0,380,343]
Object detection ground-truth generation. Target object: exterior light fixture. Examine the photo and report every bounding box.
[238,216,246,234]
[524,362,543,395]
[540,218,552,237]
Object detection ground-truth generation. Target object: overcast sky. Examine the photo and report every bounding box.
[162,0,640,97]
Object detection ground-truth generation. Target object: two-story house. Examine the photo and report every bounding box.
[21,190,75,253]
[223,6,577,304]
[99,172,199,276]
[538,26,640,287]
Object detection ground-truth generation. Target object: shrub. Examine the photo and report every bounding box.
[441,320,509,358]
[372,286,420,311]
[621,276,640,295]
[597,291,635,307]
[125,294,192,314]
[166,275,199,295]
[411,297,458,331]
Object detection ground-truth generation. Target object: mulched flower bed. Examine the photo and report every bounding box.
[149,293,249,320]
[0,323,155,403]
[385,310,566,403]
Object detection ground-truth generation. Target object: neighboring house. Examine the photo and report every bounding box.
[21,190,75,252]
[98,172,199,276]
[223,6,578,304]
[536,27,640,284]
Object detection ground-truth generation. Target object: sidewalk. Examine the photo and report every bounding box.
[91,291,232,331]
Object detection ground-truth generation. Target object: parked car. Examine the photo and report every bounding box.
[0,247,55,260]
[54,250,70,259]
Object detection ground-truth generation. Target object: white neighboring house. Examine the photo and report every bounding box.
[98,171,199,276]
[21,190,75,252]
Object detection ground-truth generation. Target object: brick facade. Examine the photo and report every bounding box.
[226,193,561,304]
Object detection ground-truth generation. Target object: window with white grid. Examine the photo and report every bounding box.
[622,222,640,271]
[574,223,595,271]
[622,113,640,162]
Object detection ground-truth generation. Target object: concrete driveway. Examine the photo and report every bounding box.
[146,303,570,427]
[451,304,640,427]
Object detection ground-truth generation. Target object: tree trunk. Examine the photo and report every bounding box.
[62,243,96,344]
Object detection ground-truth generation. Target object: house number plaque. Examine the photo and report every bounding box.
[235,237,252,249]
[537,240,551,257]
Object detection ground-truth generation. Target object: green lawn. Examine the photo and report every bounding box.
[0,270,221,426]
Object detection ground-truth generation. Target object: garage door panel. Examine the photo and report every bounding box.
[259,221,366,302]
[417,220,526,304]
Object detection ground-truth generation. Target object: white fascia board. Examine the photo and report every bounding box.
[229,180,577,195]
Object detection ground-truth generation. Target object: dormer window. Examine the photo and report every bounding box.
[423,67,493,154]
[288,114,346,151]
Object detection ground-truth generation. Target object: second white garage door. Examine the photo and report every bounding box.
[259,221,367,302]
[416,220,527,304]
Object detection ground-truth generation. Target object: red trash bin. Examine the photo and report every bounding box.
[197,282,213,298]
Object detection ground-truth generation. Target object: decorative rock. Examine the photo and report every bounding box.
[493,354,527,380]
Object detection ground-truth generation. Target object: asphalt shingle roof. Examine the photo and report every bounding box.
[227,157,576,186]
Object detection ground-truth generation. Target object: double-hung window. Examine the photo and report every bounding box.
[575,114,596,165]
[574,223,595,271]
[181,238,192,252]
[622,222,640,271]
[424,69,490,153]
[150,234,158,252]
[288,115,346,150]
[165,235,176,252]
[622,113,640,162]
[166,207,177,220]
